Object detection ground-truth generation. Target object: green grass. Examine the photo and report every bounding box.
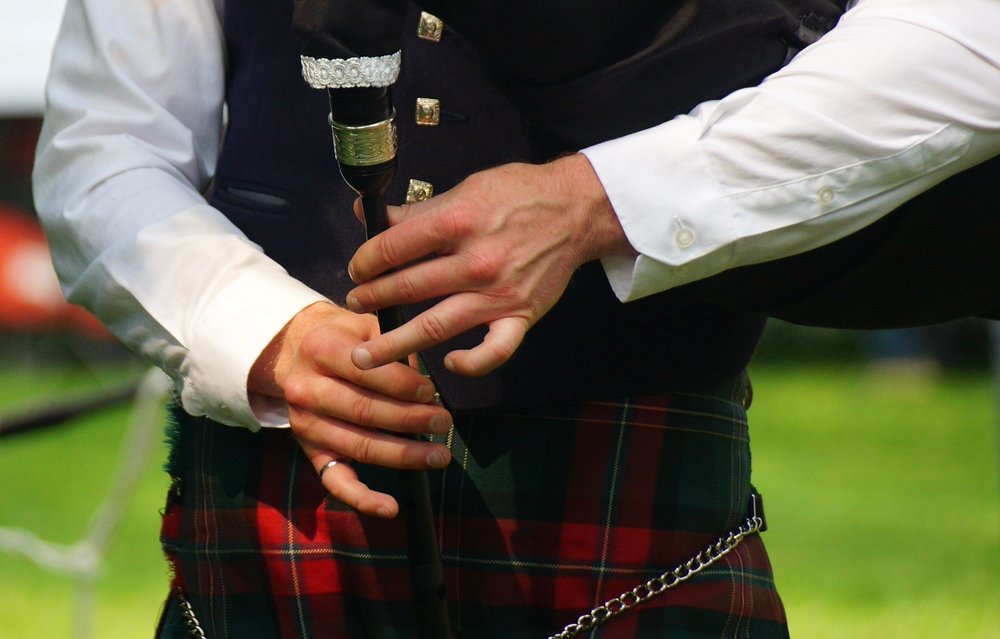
[0,361,171,638]
[747,361,999,638]
[0,357,997,637]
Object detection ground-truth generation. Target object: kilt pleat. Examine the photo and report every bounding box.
[158,374,788,638]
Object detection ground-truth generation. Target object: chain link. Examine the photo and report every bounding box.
[547,510,764,639]
[176,589,207,638]
[170,507,761,639]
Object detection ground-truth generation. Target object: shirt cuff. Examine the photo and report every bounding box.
[582,108,739,301]
[180,267,327,431]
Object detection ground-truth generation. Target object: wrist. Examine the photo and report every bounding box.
[247,300,348,398]
[554,154,637,263]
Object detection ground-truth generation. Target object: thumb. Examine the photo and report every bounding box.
[387,201,420,227]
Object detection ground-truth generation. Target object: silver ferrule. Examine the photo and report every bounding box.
[329,115,398,167]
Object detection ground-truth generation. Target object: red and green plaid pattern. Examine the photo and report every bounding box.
[158,374,787,638]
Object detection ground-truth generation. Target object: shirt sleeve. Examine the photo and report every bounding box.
[32,0,326,430]
[583,0,1000,301]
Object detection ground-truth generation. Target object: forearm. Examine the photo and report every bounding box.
[585,0,1000,300]
[33,0,326,429]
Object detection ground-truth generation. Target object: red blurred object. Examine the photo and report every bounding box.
[0,203,109,337]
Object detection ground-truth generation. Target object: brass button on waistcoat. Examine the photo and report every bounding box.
[406,179,434,204]
[417,12,444,42]
[415,98,441,126]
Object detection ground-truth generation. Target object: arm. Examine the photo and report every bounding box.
[587,0,1000,301]
[33,0,450,516]
[345,0,1000,374]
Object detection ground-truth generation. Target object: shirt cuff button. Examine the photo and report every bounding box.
[675,228,696,249]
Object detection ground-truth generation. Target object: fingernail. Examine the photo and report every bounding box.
[443,355,456,373]
[416,384,436,403]
[345,294,362,313]
[353,347,373,369]
[377,505,394,518]
[347,262,358,283]
[427,450,448,468]
[429,414,451,434]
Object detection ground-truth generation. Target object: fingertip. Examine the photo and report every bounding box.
[376,499,399,519]
[386,203,406,225]
[352,346,373,370]
[426,448,451,468]
[345,292,363,312]
[428,413,451,434]
[444,351,494,377]
[416,383,437,404]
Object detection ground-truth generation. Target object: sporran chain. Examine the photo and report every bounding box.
[547,509,765,639]
[169,509,763,639]
[177,588,207,638]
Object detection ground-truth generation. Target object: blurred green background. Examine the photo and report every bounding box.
[3,7,999,636]
[3,4,999,636]
[1,321,998,638]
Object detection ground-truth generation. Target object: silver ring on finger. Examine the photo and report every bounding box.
[318,459,340,481]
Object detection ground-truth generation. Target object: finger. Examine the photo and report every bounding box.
[352,198,365,226]
[292,407,452,471]
[308,455,398,518]
[386,202,418,227]
[298,326,438,403]
[346,253,482,313]
[284,374,452,435]
[443,316,529,376]
[351,292,503,369]
[349,205,454,283]
[325,462,400,518]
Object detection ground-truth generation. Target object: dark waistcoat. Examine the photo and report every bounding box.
[211,0,848,409]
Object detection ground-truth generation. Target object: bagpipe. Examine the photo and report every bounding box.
[286,0,998,634]
[293,2,451,636]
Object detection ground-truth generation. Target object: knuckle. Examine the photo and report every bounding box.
[401,405,432,432]
[464,252,499,284]
[378,234,401,267]
[417,313,450,343]
[395,271,419,303]
[350,393,378,426]
[487,337,518,364]
[461,171,490,194]
[441,206,474,241]
[282,377,311,407]
[375,332,402,362]
[297,329,327,361]
[349,434,375,464]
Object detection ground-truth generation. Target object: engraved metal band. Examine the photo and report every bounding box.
[301,52,401,89]
[547,501,765,639]
[329,115,398,167]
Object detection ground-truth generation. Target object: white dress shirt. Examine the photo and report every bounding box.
[585,0,1000,300]
[33,0,1000,430]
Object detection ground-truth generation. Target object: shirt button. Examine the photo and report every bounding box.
[817,187,836,205]
[675,228,696,249]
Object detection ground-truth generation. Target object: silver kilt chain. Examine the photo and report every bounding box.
[547,507,765,639]
[177,589,207,638]
[173,507,764,639]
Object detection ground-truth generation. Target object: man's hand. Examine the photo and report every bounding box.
[346,154,634,376]
[248,301,452,519]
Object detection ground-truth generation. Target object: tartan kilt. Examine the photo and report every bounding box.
[157,373,787,638]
